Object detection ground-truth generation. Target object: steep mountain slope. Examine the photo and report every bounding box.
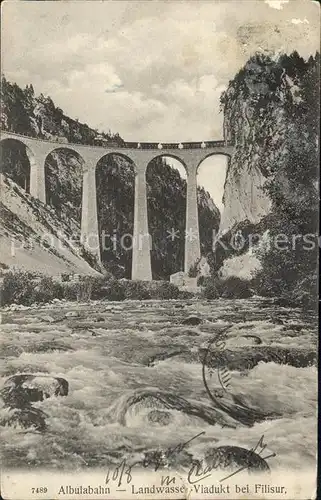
[1,78,124,146]
[0,175,99,276]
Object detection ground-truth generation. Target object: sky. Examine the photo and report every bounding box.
[1,0,320,211]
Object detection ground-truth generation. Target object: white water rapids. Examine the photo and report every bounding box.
[0,298,317,474]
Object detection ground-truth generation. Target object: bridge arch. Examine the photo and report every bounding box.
[44,147,85,221]
[147,153,188,172]
[196,151,232,172]
[196,153,230,258]
[95,152,137,172]
[0,137,37,193]
[44,146,86,164]
[95,152,136,277]
[146,154,187,279]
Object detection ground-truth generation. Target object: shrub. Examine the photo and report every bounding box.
[62,276,104,302]
[201,275,253,299]
[1,272,65,305]
[250,273,274,297]
[288,272,318,310]
[202,279,220,299]
[61,274,116,302]
[30,276,63,303]
[177,290,194,299]
[219,276,253,299]
[188,258,201,278]
[1,270,122,305]
[151,282,179,300]
[89,275,109,300]
[124,281,151,300]
[197,275,205,286]
[62,281,80,301]
[1,270,38,305]
[77,276,95,301]
[252,269,318,310]
[61,273,70,282]
[100,279,125,301]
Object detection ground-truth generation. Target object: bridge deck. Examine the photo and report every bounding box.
[1,130,233,151]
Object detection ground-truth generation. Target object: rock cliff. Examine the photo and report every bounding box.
[220,52,318,233]
[217,51,319,304]
[220,164,271,233]
[220,54,291,233]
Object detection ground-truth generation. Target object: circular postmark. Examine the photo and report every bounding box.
[202,326,232,403]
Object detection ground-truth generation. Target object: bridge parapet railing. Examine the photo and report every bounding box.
[0,129,233,150]
[122,140,233,149]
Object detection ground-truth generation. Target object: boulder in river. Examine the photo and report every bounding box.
[200,345,316,370]
[40,315,56,323]
[27,341,73,353]
[116,388,239,428]
[181,316,202,326]
[65,311,80,318]
[0,406,47,431]
[1,374,69,408]
[147,410,172,426]
[272,317,284,325]
[204,445,270,473]
[225,335,262,347]
[241,335,262,345]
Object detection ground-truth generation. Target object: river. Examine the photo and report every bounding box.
[0,297,317,475]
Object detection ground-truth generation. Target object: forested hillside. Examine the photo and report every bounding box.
[1,76,124,145]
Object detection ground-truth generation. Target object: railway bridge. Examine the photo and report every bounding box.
[0,131,234,280]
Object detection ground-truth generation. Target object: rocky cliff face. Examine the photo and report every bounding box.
[220,52,319,234]
[217,51,319,303]
[220,54,292,234]
[220,163,271,233]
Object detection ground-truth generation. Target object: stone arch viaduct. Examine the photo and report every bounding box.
[0,131,234,281]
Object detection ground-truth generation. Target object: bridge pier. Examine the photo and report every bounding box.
[81,164,100,263]
[29,151,46,203]
[184,165,201,274]
[132,165,152,281]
